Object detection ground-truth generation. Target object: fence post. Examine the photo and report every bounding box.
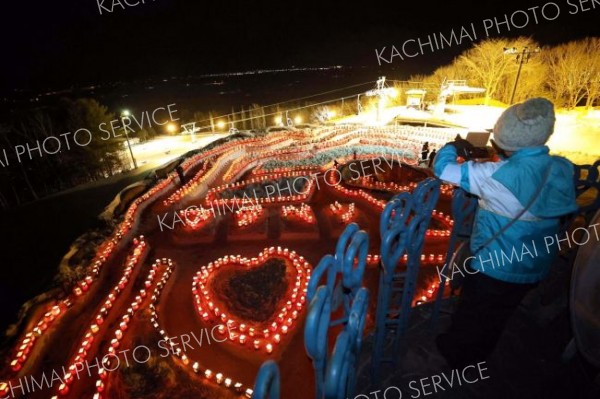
[252,360,281,399]
[305,223,370,398]
[371,178,440,382]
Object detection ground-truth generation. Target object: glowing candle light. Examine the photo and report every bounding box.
[58,383,69,395]
[10,360,21,372]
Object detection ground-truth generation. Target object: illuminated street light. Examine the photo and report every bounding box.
[294,116,302,125]
[216,121,226,129]
[274,116,282,125]
[166,122,178,133]
[504,46,541,105]
[120,110,138,169]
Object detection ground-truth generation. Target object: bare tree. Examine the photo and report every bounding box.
[421,63,466,103]
[583,38,600,108]
[456,38,540,105]
[458,39,514,104]
[496,40,545,104]
[1,123,40,201]
[543,39,598,108]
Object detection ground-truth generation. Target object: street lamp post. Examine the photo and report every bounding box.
[504,47,541,105]
[120,110,138,169]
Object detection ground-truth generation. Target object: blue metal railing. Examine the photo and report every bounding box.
[371,178,441,382]
[430,187,477,328]
[252,360,281,399]
[305,223,370,399]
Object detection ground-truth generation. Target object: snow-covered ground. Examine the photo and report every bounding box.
[443,106,600,165]
[335,104,600,165]
[550,109,600,165]
[132,133,228,168]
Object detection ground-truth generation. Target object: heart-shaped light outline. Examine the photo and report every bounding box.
[192,247,311,354]
[180,205,213,229]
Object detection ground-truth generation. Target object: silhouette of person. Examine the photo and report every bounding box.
[421,142,430,164]
[428,148,437,168]
[176,165,186,185]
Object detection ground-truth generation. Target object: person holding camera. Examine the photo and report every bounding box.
[433,97,578,368]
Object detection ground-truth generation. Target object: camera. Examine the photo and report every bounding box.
[460,132,494,161]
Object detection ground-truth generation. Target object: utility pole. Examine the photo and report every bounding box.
[504,46,541,105]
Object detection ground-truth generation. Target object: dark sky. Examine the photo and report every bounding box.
[1,0,598,93]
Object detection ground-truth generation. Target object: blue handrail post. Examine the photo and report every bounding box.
[429,187,477,329]
[324,288,369,399]
[305,223,370,399]
[371,178,440,383]
[252,360,281,399]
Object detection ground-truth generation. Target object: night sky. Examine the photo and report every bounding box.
[0,0,598,93]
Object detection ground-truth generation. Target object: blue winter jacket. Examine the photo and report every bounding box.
[434,145,578,284]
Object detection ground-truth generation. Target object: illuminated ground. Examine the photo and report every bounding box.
[1,126,460,399]
[130,133,229,169]
[338,105,600,164]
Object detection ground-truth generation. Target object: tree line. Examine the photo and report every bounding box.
[0,98,131,208]
[0,97,323,209]
[405,37,600,108]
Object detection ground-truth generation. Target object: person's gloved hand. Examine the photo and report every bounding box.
[446,138,474,160]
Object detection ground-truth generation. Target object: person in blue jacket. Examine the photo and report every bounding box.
[433,97,578,368]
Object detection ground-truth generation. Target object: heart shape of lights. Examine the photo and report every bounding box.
[180,206,213,229]
[192,247,311,354]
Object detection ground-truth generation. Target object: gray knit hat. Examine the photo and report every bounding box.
[493,97,555,151]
